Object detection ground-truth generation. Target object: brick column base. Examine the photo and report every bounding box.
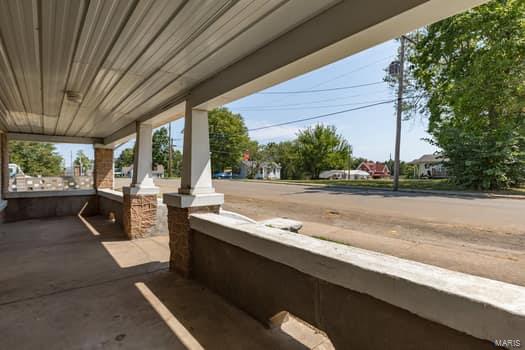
[123,193,158,240]
[168,205,220,277]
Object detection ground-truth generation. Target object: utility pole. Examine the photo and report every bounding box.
[347,151,352,180]
[168,121,172,178]
[393,35,405,191]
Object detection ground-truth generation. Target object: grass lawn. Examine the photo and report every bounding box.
[274,178,525,195]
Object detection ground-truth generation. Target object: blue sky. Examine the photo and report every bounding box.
[57,39,437,166]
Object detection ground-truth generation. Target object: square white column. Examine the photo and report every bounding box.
[179,107,215,195]
[164,104,223,208]
[126,122,159,195]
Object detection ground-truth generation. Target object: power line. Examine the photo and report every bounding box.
[257,54,395,105]
[232,97,394,112]
[247,95,424,132]
[310,55,395,89]
[247,99,395,132]
[256,81,384,94]
[232,90,391,110]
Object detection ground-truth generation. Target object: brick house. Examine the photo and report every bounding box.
[358,161,391,178]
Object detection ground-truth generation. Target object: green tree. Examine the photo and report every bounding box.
[350,157,367,169]
[296,124,352,179]
[115,129,182,177]
[171,149,183,177]
[152,127,169,171]
[152,127,181,177]
[208,107,251,173]
[115,147,134,170]
[263,141,302,179]
[9,141,63,176]
[385,159,410,177]
[406,0,525,189]
[74,150,92,176]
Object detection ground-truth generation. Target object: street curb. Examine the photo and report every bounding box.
[240,180,525,200]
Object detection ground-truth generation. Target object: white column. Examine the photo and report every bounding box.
[179,107,215,195]
[163,103,223,208]
[0,132,7,212]
[127,122,159,195]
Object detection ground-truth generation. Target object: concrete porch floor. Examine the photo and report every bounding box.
[0,215,323,350]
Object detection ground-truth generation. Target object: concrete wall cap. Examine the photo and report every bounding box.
[97,189,124,203]
[5,189,96,199]
[189,212,525,343]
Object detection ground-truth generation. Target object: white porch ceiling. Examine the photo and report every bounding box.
[0,0,488,144]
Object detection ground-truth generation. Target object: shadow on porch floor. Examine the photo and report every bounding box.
[0,215,322,349]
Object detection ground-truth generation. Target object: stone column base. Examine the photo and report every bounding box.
[167,205,220,277]
[164,193,223,277]
[123,190,158,240]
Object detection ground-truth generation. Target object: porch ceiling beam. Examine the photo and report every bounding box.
[103,101,186,147]
[102,0,487,147]
[103,122,137,148]
[188,0,488,109]
[7,133,102,145]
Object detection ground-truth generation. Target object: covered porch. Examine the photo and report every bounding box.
[0,0,523,348]
[0,215,319,349]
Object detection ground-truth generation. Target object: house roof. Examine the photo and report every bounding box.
[359,162,389,173]
[410,154,447,165]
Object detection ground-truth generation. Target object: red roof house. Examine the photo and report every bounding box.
[358,161,390,178]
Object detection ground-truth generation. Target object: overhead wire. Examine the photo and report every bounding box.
[256,81,384,94]
[232,97,396,112]
[232,89,391,110]
[247,95,425,132]
[253,54,395,104]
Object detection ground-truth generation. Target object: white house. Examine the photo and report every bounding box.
[409,154,448,178]
[319,170,371,180]
[240,160,281,180]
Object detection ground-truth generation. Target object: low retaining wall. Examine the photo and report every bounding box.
[98,189,168,236]
[98,189,124,226]
[1,189,168,238]
[4,190,97,222]
[189,213,525,350]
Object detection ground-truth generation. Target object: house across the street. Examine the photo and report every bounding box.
[319,169,371,180]
[410,154,448,178]
[240,160,281,180]
[358,161,390,178]
[118,164,164,178]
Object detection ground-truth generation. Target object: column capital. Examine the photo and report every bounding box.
[163,193,223,209]
[94,143,114,149]
[123,185,159,196]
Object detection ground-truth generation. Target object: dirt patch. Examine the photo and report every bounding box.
[224,194,525,286]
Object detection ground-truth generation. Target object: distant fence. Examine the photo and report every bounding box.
[9,175,94,192]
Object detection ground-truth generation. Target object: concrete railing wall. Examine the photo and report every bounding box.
[2,188,168,238]
[97,189,124,226]
[189,213,525,350]
[9,175,94,192]
[3,190,98,222]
